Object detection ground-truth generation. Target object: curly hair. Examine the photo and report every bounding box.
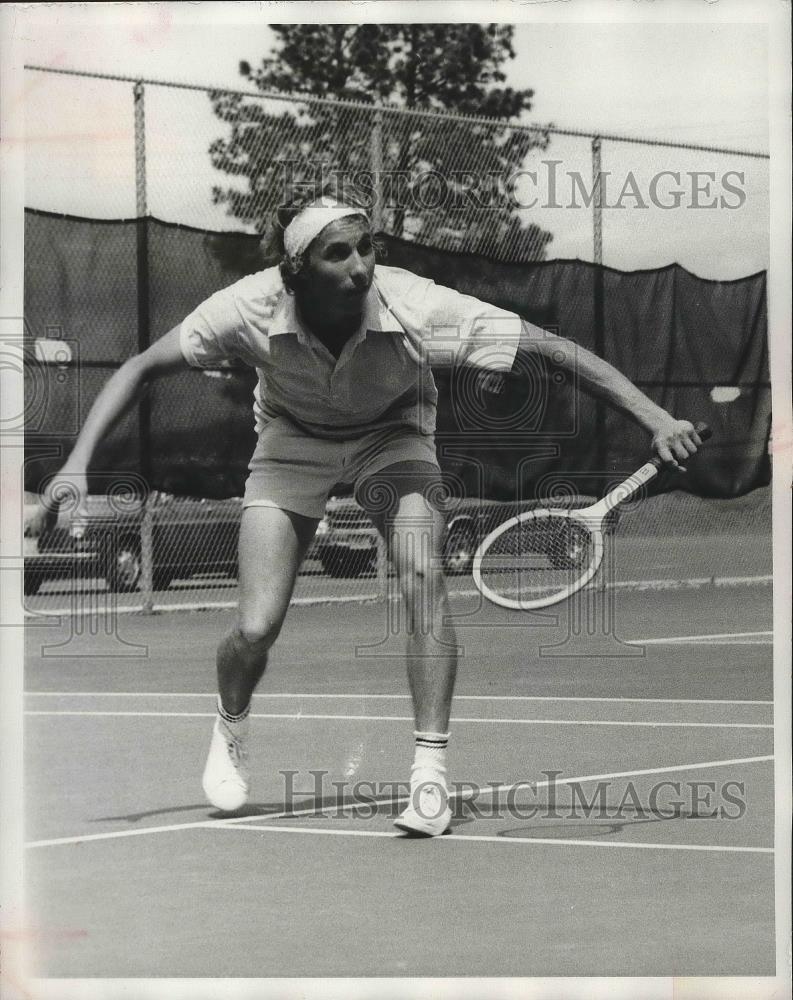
[261,180,385,294]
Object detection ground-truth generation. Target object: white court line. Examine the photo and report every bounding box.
[25,753,773,849]
[25,821,221,849]
[23,593,381,618]
[23,692,774,706]
[21,572,774,619]
[212,754,776,829]
[213,823,773,855]
[23,710,773,729]
[628,630,773,645]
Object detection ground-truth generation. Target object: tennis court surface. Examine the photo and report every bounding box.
[24,576,775,979]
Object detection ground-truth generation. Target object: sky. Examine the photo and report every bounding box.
[20,8,769,148]
[16,2,773,277]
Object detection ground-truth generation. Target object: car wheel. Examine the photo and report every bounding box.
[103,536,142,592]
[442,523,477,576]
[321,547,375,578]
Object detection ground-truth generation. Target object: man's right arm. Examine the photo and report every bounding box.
[27,325,188,534]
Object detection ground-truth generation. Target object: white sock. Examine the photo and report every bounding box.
[412,730,449,773]
[217,695,250,733]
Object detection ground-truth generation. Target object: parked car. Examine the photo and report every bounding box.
[313,495,600,578]
[24,490,342,594]
[311,497,379,578]
[24,492,242,595]
[23,491,599,593]
[440,498,595,575]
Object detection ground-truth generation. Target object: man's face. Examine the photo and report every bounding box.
[300,216,375,317]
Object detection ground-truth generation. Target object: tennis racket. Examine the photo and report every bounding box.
[472,423,712,610]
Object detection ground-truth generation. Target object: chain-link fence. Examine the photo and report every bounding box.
[22,65,771,617]
[24,65,769,274]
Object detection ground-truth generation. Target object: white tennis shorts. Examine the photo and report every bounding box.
[243,416,441,520]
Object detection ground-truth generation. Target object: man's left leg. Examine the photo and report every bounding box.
[360,463,457,836]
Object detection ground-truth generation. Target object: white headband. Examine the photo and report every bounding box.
[283,198,368,260]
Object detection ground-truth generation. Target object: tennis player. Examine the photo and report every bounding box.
[30,189,702,836]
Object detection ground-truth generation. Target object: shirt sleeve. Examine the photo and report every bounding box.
[179,283,248,368]
[377,266,523,372]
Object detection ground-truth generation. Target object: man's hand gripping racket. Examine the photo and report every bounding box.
[25,469,89,541]
[472,422,712,611]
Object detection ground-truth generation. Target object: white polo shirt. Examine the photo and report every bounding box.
[180,264,522,440]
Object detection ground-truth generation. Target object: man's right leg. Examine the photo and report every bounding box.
[203,504,319,811]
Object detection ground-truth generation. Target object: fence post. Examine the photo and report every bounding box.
[591,136,607,478]
[376,532,388,599]
[592,136,603,265]
[370,105,383,231]
[134,81,148,217]
[134,81,155,612]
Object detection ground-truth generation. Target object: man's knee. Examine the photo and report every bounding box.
[400,562,446,605]
[237,612,284,650]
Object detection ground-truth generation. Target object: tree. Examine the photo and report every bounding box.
[210,24,552,261]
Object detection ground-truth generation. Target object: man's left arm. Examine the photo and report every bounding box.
[519,321,703,470]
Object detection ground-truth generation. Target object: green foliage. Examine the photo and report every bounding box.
[210,24,552,260]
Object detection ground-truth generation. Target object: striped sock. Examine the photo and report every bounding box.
[413,730,450,772]
[217,695,250,727]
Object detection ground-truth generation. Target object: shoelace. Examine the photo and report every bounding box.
[220,723,247,768]
[411,775,448,817]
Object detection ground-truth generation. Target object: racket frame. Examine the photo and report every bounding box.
[472,458,662,611]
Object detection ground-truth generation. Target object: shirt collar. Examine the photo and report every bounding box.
[269,293,308,344]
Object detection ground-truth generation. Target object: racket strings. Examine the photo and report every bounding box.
[477,514,599,603]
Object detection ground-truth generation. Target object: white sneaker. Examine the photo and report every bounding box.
[202,715,250,812]
[393,766,452,837]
